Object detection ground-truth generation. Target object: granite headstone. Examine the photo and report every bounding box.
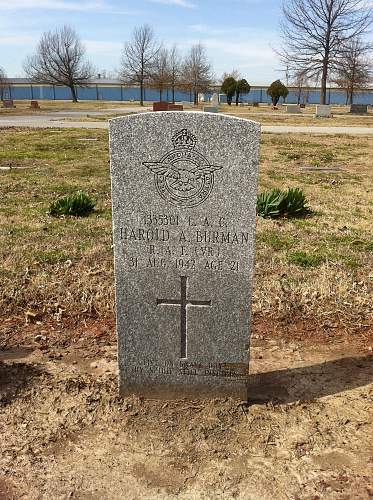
[203,106,218,113]
[286,104,301,114]
[315,104,332,118]
[2,99,15,108]
[350,104,368,114]
[109,112,260,400]
[153,101,169,112]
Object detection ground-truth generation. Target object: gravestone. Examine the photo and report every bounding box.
[30,100,40,109]
[350,104,368,114]
[203,106,218,113]
[286,104,301,114]
[109,112,260,400]
[2,99,15,108]
[315,105,332,118]
[153,101,169,112]
[210,93,219,107]
[168,104,183,111]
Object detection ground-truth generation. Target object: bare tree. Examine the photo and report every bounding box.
[0,66,7,101]
[292,69,310,104]
[220,69,241,84]
[181,43,213,105]
[23,25,93,102]
[120,24,160,106]
[333,37,372,104]
[279,0,372,104]
[150,48,171,101]
[169,45,181,103]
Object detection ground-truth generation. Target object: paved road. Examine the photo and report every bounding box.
[1,113,373,135]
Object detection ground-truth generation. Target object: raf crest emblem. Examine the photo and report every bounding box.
[143,129,223,208]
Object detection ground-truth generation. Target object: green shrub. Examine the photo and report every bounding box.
[49,191,95,217]
[257,187,309,218]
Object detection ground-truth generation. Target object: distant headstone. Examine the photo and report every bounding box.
[203,106,218,113]
[2,99,15,108]
[153,102,170,112]
[315,105,332,118]
[210,93,219,107]
[168,104,183,111]
[30,100,40,109]
[252,102,259,107]
[286,105,301,114]
[350,104,368,114]
[109,112,260,400]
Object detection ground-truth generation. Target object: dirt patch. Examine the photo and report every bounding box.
[0,319,372,499]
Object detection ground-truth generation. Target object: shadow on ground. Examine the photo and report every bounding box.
[0,360,46,405]
[249,355,373,404]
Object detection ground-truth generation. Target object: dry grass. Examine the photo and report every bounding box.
[222,103,373,127]
[0,99,149,115]
[0,128,372,325]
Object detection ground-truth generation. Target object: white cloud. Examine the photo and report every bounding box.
[148,0,195,8]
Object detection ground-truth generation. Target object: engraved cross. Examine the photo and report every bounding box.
[157,276,211,359]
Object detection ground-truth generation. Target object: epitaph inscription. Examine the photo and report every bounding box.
[110,112,260,400]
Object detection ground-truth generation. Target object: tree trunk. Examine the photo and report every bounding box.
[172,85,175,104]
[320,65,327,105]
[140,80,144,106]
[235,91,240,106]
[70,84,78,103]
[159,89,162,102]
[194,90,198,105]
[350,83,354,105]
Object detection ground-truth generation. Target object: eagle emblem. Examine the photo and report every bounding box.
[143,129,223,208]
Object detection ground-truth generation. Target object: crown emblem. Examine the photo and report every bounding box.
[172,129,196,150]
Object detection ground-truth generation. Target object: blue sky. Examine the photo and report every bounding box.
[0,0,283,84]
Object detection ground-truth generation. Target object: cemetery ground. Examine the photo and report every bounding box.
[2,100,373,128]
[0,127,372,499]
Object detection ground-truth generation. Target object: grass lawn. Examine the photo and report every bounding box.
[0,128,372,328]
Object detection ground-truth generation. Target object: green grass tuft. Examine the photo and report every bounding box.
[49,191,95,217]
[288,250,326,268]
[257,187,309,219]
